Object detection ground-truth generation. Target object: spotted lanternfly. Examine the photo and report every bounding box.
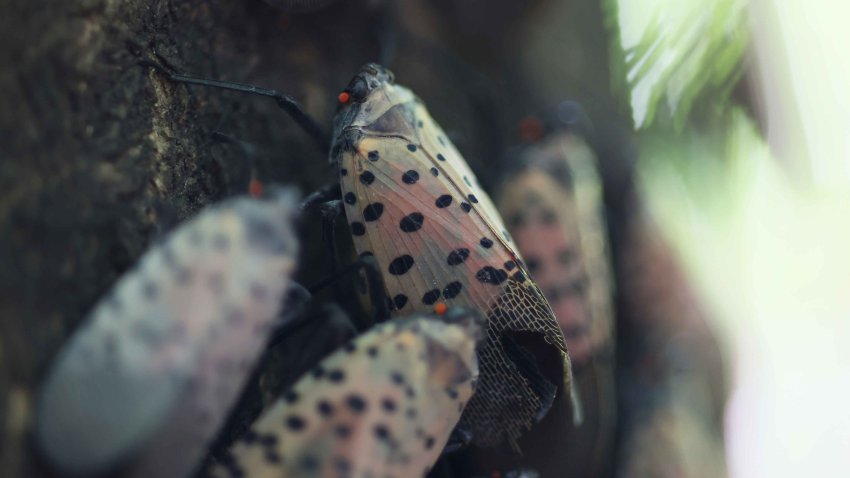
[472,112,618,477]
[497,125,614,365]
[34,189,300,477]
[211,308,485,478]
[331,64,575,447]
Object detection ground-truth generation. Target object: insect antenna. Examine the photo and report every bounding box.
[140,60,329,152]
[372,0,400,66]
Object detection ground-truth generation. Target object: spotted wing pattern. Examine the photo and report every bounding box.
[35,190,300,477]
[212,309,483,478]
[332,64,573,446]
[497,132,614,364]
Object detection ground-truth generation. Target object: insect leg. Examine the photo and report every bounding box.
[140,60,329,151]
[318,199,343,280]
[306,255,390,328]
[299,182,342,211]
[266,253,389,350]
[315,199,391,328]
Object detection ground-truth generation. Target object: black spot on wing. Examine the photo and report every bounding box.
[374,424,390,440]
[344,192,356,205]
[316,399,334,418]
[422,289,440,305]
[360,171,375,185]
[393,294,408,309]
[381,397,397,413]
[476,266,508,285]
[447,248,470,266]
[402,170,420,184]
[388,255,415,275]
[346,394,367,413]
[286,415,306,431]
[363,203,384,221]
[400,213,424,232]
[480,237,493,248]
[443,281,463,299]
[436,195,452,208]
[327,369,346,383]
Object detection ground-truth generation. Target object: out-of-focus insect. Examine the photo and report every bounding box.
[34,189,300,478]
[146,62,576,448]
[498,105,614,366]
[211,307,485,478]
[484,103,617,476]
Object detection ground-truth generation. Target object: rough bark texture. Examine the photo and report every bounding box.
[0,1,727,477]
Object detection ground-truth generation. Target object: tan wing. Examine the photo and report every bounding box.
[498,133,614,362]
[413,99,515,247]
[339,126,572,445]
[213,311,481,478]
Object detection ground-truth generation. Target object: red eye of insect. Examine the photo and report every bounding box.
[249,179,264,198]
[518,116,544,143]
[434,303,448,315]
[338,91,351,104]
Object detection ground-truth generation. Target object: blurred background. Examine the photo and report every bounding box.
[610,1,850,476]
[1,0,848,476]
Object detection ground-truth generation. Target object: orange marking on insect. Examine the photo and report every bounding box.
[249,179,264,198]
[338,91,350,104]
[518,116,544,143]
[434,303,448,315]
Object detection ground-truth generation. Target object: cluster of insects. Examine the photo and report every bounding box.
[34,44,617,477]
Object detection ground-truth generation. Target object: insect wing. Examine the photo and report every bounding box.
[35,190,300,476]
[498,132,614,363]
[213,309,484,478]
[333,64,573,446]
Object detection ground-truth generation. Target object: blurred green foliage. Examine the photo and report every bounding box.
[604,0,749,130]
